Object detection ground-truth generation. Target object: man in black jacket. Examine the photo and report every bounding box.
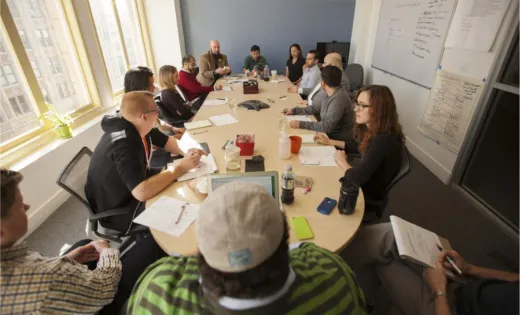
[85,91,205,232]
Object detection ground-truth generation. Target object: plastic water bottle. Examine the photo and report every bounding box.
[278,131,291,160]
[264,65,270,80]
[281,165,296,204]
[245,69,250,77]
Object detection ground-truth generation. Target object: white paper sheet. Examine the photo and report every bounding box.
[184,120,212,130]
[220,86,232,92]
[178,133,202,154]
[300,135,315,144]
[390,215,441,268]
[170,153,218,182]
[285,115,311,122]
[204,99,227,106]
[298,146,336,167]
[271,79,286,84]
[418,70,483,154]
[133,197,199,237]
[445,0,510,51]
[209,114,238,126]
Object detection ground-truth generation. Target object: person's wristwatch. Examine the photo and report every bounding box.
[431,291,447,302]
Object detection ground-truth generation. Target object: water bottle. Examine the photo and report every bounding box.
[278,131,291,160]
[281,165,296,204]
[338,183,359,215]
[245,69,250,77]
[264,65,270,81]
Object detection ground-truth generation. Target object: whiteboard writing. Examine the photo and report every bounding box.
[372,0,457,88]
[418,70,483,153]
[445,0,511,51]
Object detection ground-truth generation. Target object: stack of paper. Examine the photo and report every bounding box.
[285,115,311,122]
[298,146,336,166]
[171,153,218,182]
[209,114,238,126]
[184,120,212,130]
[204,99,227,106]
[133,197,199,237]
[300,135,315,144]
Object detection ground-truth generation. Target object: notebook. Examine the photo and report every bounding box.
[170,153,218,182]
[390,215,453,269]
[184,120,212,130]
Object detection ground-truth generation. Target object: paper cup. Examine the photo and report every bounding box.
[271,70,277,77]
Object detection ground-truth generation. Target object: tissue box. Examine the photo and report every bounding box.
[236,134,255,156]
[243,80,259,94]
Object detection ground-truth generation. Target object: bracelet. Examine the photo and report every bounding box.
[431,291,447,302]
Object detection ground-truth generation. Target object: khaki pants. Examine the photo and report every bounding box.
[341,223,458,315]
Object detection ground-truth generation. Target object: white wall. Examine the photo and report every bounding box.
[350,0,517,183]
[145,0,186,71]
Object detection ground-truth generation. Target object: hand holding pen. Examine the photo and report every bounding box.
[436,245,466,275]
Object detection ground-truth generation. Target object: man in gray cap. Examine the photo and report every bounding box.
[126,181,366,314]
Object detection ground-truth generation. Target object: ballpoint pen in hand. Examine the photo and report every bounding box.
[436,244,463,275]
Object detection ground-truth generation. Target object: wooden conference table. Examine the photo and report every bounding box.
[148,75,364,255]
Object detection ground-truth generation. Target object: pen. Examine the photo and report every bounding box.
[192,130,208,135]
[217,98,226,101]
[221,140,229,150]
[436,244,463,275]
[175,203,189,224]
[279,95,286,99]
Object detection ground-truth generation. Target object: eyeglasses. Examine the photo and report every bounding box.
[353,101,371,111]
[143,107,160,115]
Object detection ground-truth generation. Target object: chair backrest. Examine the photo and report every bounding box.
[154,94,189,128]
[176,85,187,102]
[56,147,94,214]
[384,146,412,196]
[345,63,364,91]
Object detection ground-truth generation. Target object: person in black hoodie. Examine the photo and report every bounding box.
[85,91,205,232]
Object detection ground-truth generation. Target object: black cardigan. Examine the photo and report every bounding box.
[157,88,194,124]
[343,132,402,202]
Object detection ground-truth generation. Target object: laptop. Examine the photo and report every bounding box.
[208,171,280,204]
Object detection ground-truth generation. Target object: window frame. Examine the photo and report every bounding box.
[88,0,154,96]
[0,0,103,166]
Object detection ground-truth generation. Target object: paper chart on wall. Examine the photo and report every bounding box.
[418,70,483,154]
[445,0,511,51]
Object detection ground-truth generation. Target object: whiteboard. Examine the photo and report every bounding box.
[372,0,457,88]
[418,70,483,154]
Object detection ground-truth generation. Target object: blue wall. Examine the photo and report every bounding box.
[180,0,355,74]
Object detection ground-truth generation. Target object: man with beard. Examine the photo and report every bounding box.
[197,40,231,86]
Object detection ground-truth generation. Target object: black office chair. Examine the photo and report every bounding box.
[363,146,412,224]
[345,63,364,99]
[154,94,191,128]
[56,147,147,246]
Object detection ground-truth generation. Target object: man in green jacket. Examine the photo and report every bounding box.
[127,181,366,315]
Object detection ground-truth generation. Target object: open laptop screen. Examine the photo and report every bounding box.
[208,172,279,200]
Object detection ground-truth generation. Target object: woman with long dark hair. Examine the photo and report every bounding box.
[315,85,404,211]
[285,43,305,84]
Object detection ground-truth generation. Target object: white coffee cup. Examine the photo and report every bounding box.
[271,70,277,77]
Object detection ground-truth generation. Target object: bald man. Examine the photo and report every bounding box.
[85,91,205,232]
[197,40,231,86]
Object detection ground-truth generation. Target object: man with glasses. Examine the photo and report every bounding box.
[178,55,222,104]
[85,91,206,232]
[282,66,355,143]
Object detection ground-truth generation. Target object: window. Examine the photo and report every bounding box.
[2,65,17,85]
[18,30,30,49]
[1,0,96,153]
[29,0,43,17]
[90,0,147,92]
[0,40,4,52]
[30,60,41,78]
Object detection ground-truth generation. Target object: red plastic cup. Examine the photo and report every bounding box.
[289,136,302,154]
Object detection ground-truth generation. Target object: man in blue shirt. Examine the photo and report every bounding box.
[288,50,321,98]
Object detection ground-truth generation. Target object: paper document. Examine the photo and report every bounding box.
[300,135,315,144]
[271,79,286,84]
[285,115,311,122]
[133,197,199,237]
[228,79,249,84]
[209,114,238,126]
[184,120,212,130]
[298,146,336,166]
[178,133,202,153]
[204,99,227,106]
[390,216,442,268]
[445,0,510,51]
[171,153,218,182]
[220,86,232,92]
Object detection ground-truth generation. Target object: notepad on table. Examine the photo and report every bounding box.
[133,197,199,237]
[170,153,218,182]
[298,146,336,166]
[184,120,212,130]
[203,99,227,106]
[209,114,238,126]
[285,115,311,122]
[300,135,315,144]
[271,79,286,83]
[390,215,453,269]
[220,86,232,91]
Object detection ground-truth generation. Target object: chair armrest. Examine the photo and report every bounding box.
[90,208,130,221]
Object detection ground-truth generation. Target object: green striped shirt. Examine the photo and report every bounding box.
[127,243,366,315]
